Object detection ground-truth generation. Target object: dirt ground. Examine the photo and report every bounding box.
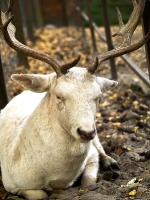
[0,26,150,200]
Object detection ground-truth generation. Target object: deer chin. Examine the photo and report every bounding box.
[79,134,96,143]
[79,133,96,141]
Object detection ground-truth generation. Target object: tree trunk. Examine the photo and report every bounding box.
[12,0,29,68]
[0,55,8,109]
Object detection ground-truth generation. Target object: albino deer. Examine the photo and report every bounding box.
[0,0,149,199]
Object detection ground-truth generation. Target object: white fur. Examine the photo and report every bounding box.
[0,67,118,199]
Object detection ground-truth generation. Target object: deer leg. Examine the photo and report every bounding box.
[11,189,48,200]
[81,146,99,186]
[93,135,120,169]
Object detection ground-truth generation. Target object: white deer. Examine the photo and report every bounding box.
[0,0,149,199]
[0,69,118,199]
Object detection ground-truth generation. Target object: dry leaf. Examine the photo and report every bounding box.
[113,122,121,128]
[100,101,109,107]
[121,162,127,166]
[137,190,143,196]
[96,113,101,118]
[133,101,139,109]
[128,189,136,196]
[120,91,126,96]
[109,93,117,100]
[115,147,123,155]
[123,99,131,106]
[106,135,111,138]
[126,178,137,187]
[134,126,139,133]
[138,178,144,182]
[108,116,113,121]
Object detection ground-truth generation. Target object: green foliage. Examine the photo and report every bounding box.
[84,0,133,26]
[130,83,142,92]
[7,195,25,200]
[146,117,150,124]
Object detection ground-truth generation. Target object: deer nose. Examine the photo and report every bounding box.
[77,128,96,140]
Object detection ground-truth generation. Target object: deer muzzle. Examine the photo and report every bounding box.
[77,128,96,140]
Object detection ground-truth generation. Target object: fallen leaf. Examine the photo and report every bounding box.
[128,189,137,196]
[106,135,111,138]
[109,93,117,100]
[123,99,131,106]
[78,188,85,195]
[100,101,109,107]
[126,178,137,187]
[78,188,88,196]
[113,122,121,128]
[96,113,101,118]
[134,126,139,133]
[133,101,139,109]
[121,162,127,166]
[115,147,123,155]
[137,190,143,196]
[138,178,144,182]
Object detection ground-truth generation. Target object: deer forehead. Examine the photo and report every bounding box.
[54,67,101,98]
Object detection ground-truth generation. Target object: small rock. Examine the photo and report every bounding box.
[131,136,137,141]
[127,152,141,162]
[102,171,119,181]
[145,150,150,159]
[139,103,149,110]
[118,125,134,133]
[136,137,143,141]
[111,133,124,149]
[140,157,146,162]
[124,111,141,120]
[103,117,109,123]
[136,132,147,138]
[100,110,110,117]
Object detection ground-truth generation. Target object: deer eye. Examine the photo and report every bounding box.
[56,95,61,99]
[56,95,65,103]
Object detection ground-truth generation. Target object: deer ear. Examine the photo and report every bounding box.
[11,74,53,93]
[97,77,118,92]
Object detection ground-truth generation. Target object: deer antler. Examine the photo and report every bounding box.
[0,0,80,77]
[88,0,150,74]
[112,0,146,48]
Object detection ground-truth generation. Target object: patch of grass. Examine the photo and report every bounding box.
[146,118,150,124]
[7,195,25,200]
[130,83,142,92]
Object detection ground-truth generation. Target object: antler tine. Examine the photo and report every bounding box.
[60,55,81,74]
[88,0,150,74]
[88,57,99,74]
[98,30,150,65]
[112,0,145,48]
[6,0,15,15]
[116,7,124,28]
[132,0,137,7]
[0,0,80,77]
